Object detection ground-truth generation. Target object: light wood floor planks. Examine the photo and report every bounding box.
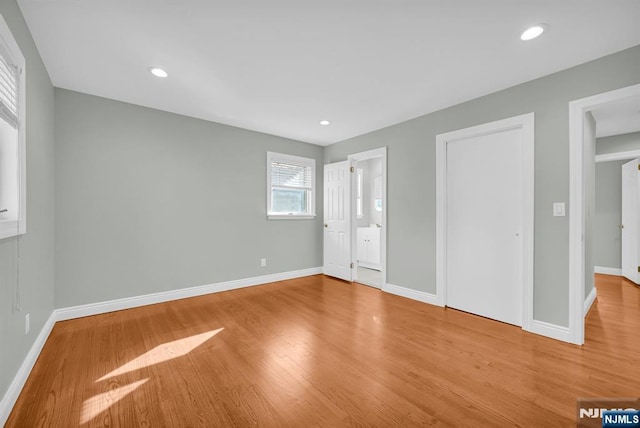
[6,274,640,427]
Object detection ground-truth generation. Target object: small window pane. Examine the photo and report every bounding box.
[272,189,308,214]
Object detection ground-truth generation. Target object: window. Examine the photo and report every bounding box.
[356,168,363,218]
[0,14,26,240]
[267,152,315,219]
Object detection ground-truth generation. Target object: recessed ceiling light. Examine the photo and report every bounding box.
[148,67,168,78]
[320,120,331,126]
[520,24,548,41]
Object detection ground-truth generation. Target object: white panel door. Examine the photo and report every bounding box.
[324,161,353,281]
[446,128,523,326]
[621,158,639,284]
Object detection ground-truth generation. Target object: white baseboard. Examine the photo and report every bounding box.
[55,267,322,321]
[0,311,57,427]
[384,284,580,345]
[527,319,574,344]
[383,283,442,307]
[594,266,621,276]
[358,261,381,271]
[0,267,322,424]
[584,286,597,315]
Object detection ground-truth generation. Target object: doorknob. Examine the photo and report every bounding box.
[619,224,625,229]
[324,224,328,228]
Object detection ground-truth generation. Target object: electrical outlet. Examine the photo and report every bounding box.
[25,313,30,335]
[260,258,267,267]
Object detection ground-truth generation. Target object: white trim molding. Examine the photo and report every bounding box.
[383,283,442,306]
[383,282,580,347]
[348,147,388,290]
[0,312,57,427]
[0,267,321,424]
[594,266,622,276]
[0,14,27,240]
[584,287,597,316]
[595,149,640,163]
[56,267,322,321]
[436,113,535,333]
[528,320,573,344]
[569,83,640,346]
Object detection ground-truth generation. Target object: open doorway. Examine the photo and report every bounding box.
[594,134,640,280]
[348,148,387,289]
[569,83,640,345]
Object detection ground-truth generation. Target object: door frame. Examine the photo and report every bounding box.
[348,147,387,289]
[568,83,640,345]
[436,113,535,332]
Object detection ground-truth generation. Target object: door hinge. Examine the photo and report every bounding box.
[637,164,640,171]
[350,262,355,269]
[350,166,355,173]
[637,266,640,273]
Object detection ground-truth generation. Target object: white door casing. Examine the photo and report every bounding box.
[323,161,353,281]
[436,113,534,330]
[348,147,387,289]
[569,83,640,345]
[621,158,640,284]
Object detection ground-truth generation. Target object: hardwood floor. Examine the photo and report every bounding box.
[7,274,640,427]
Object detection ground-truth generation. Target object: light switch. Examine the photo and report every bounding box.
[553,202,565,217]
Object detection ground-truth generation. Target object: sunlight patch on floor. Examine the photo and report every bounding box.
[80,379,148,424]
[97,328,224,382]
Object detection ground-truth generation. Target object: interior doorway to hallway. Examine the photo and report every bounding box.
[349,148,387,289]
[569,83,640,345]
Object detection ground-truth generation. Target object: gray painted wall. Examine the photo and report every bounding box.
[595,160,626,269]
[54,89,324,307]
[596,131,640,155]
[0,0,55,404]
[325,45,640,327]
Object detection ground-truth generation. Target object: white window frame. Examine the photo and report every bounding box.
[0,14,26,240]
[267,151,316,220]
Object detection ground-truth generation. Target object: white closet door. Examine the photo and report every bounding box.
[446,128,523,326]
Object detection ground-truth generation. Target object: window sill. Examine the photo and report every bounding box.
[0,219,26,240]
[268,214,316,220]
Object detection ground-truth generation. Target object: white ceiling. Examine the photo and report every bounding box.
[17,0,640,146]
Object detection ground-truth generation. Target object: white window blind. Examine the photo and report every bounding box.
[267,152,315,217]
[0,54,18,129]
[271,160,313,191]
